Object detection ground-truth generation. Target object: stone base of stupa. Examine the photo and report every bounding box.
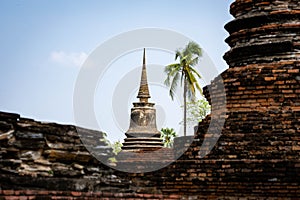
[122,136,163,151]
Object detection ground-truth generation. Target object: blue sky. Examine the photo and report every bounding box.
[0,0,234,142]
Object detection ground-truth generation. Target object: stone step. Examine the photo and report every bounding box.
[124,137,163,142]
[122,145,164,149]
[122,141,164,146]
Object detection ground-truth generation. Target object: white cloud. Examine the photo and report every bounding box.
[50,51,88,67]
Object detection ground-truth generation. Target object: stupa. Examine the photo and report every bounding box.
[121,48,164,151]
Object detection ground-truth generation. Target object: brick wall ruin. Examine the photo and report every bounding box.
[1,0,300,199]
[0,111,128,192]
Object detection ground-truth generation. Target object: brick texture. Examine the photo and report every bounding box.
[1,0,300,199]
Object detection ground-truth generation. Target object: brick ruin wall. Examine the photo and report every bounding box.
[2,110,298,199]
[1,0,300,199]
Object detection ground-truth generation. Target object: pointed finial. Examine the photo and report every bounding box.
[143,47,146,66]
[137,48,150,102]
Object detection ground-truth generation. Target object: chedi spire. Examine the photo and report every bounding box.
[137,48,150,103]
[121,48,163,151]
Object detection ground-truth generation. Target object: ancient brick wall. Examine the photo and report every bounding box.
[1,0,300,199]
[115,0,300,198]
[0,111,134,193]
[1,108,298,199]
[202,0,300,161]
[0,190,182,200]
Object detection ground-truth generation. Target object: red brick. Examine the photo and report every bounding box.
[288,69,299,73]
[3,196,20,200]
[142,194,154,198]
[71,191,82,197]
[25,190,37,195]
[37,190,49,195]
[2,190,14,195]
[135,193,144,198]
[49,191,63,195]
[170,194,182,198]
[275,81,285,85]
[102,192,112,197]
[264,77,276,81]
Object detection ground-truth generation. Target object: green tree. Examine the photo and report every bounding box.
[164,41,203,136]
[183,99,211,127]
[160,128,177,148]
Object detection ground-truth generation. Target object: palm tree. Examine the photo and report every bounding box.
[164,41,203,136]
[160,128,177,148]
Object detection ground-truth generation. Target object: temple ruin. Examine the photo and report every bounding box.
[0,0,300,199]
[122,48,164,151]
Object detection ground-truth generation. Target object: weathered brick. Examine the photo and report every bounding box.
[71,192,82,197]
[264,77,276,81]
[1,0,300,199]
[2,190,14,195]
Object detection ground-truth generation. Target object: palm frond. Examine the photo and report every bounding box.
[164,63,181,86]
[186,41,202,57]
[189,66,202,79]
[165,41,204,103]
[190,75,203,95]
[187,67,203,95]
[195,81,203,95]
[186,69,203,98]
[180,56,188,66]
[175,50,183,61]
[187,88,196,101]
[185,69,196,85]
[169,71,180,100]
[164,75,171,86]
[164,63,179,74]
[189,56,199,67]
[185,70,198,99]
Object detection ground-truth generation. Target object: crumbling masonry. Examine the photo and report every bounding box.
[1,0,300,199]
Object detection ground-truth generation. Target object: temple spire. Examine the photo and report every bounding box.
[137,48,151,103]
[121,48,163,152]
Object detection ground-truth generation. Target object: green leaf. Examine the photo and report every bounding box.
[164,41,205,130]
[169,71,180,100]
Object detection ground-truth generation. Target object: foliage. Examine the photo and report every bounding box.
[164,41,203,100]
[99,131,123,155]
[108,157,117,163]
[111,140,123,155]
[164,41,203,136]
[160,128,177,148]
[183,99,211,127]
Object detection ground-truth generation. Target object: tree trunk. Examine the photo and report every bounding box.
[183,79,187,136]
